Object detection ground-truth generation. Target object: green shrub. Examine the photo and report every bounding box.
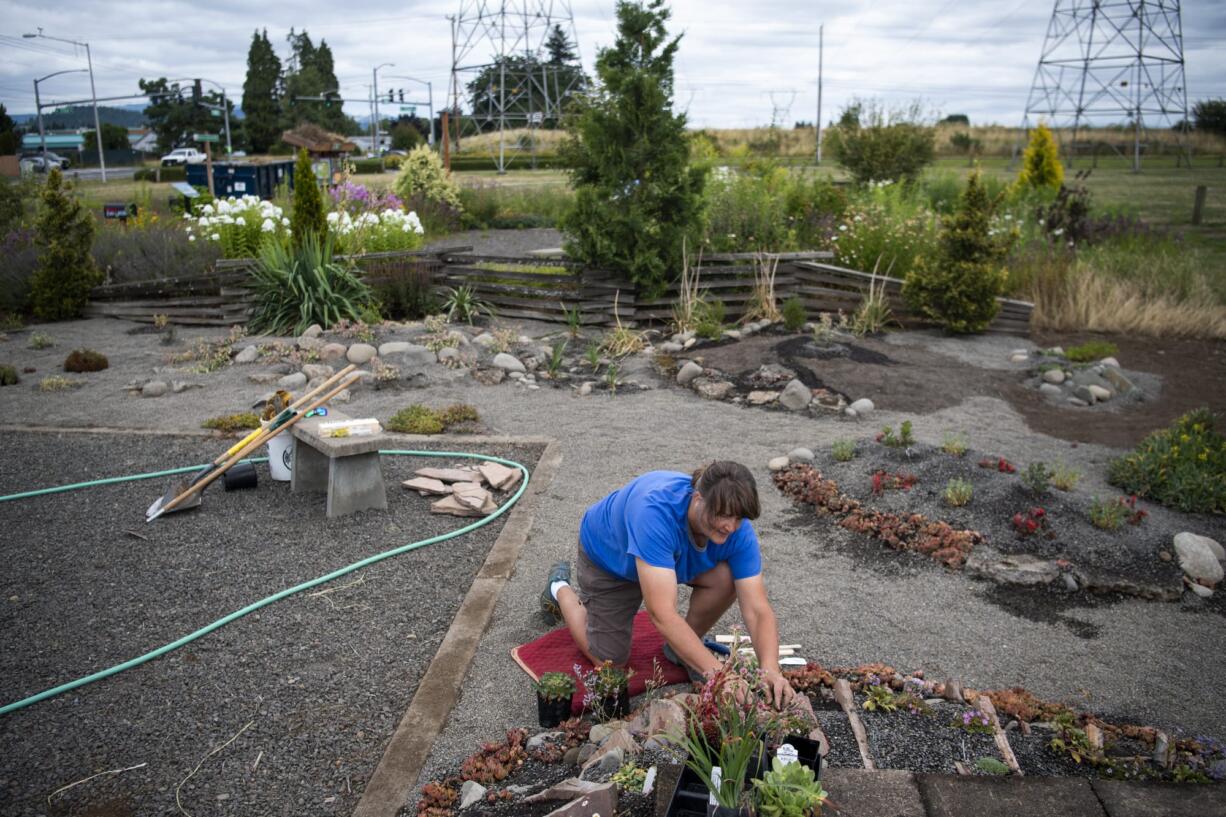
[439,403,481,426]
[1107,408,1226,514]
[902,170,1009,334]
[941,432,968,456]
[387,404,444,434]
[878,420,914,448]
[63,348,109,373]
[1065,340,1118,362]
[693,299,726,340]
[943,478,973,507]
[394,145,463,213]
[1051,462,1082,491]
[30,169,101,321]
[823,99,936,185]
[1088,496,1125,531]
[247,234,373,335]
[39,375,82,391]
[827,185,939,280]
[1020,462,1052,495]
[291,148,327,247]
[349,158,385,175]
[0,364,18,386]
[1016,123,1064,192]
[29,332,53,349]
[831,439,857,462]
[781,296,806,331]
[559,0,706,298]
[202,412,261,432]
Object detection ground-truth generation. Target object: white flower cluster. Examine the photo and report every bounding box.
[326,208,424,236]
[185,195,289,241]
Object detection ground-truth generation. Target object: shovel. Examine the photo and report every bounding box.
[145,364,357,521]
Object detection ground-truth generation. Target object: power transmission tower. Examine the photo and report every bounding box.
[1020,0,1190,172]
[768,90,798,129]
[447,1,584,172]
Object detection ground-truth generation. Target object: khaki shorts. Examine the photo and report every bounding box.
[576,543,643,666]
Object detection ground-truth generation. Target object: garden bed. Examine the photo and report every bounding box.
[0,431,542,817]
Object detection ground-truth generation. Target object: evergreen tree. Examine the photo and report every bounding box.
[313,40,346,132]
[139,78,223,153]
[30,169,100,321]
[243,30,283,153]
[546,24,578,65]
[0,104,18,155]
[291,148,326,247]
[902,170,1009,334]
[559,0,704,296]
[283,29,329,129]
[1016,123,1063,191]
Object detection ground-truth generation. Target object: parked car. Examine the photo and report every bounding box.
[20,151,71,171]
[160,148,206,167]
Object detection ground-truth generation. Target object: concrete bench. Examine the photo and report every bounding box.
[290,409,389,518]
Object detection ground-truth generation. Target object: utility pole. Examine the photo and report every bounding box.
[25,29,106,182]
[816,24,823,165]
[32,69,88,167]
[372,63,394,156]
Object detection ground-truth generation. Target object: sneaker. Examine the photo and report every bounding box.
[539,561,572,624]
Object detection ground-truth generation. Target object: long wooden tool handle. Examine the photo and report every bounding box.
[161,374,360,515]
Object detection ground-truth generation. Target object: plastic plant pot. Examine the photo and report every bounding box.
[772,734,823,778]
[536,693,573,728]
[594,684,630,721]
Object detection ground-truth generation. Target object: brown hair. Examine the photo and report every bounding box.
[691,461,761,521]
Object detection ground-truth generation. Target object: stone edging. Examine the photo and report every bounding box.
[352,435,563,817]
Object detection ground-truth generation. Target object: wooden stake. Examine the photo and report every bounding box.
[833,678,875,770]
[978,695,1023,776]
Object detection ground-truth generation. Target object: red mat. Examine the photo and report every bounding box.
[511,610,691,715]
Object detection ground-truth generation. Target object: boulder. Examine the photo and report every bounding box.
[385,344,435,371]
[1087,384,1112,402]
[302,363,334,381]
[779,379,812,411]
[768,456,790,471]
[493,353,526,374]
[459,780,486,810]
[1042,368,1065,385]
[347,343,377,365]
[279,372,307,389]
[302,323,323,339]
[141,380,167,398]
[296,335,323,352]
[1174,533,1225,584]
[676,361,703,386]
[1101,366,1134,394]
[438,347,461,365]
[849,397,875,414]
[747,363,796,388]
[659,341,683,353]
[1073,385,1096,404]
[692,377,734,401]
[473,333,497,349]
[965,551,1060,586]
[1039,383,1063,396]
[788,447,815,464]
[541,783,617,817]
[233,345,259,364]
[320,342,348,362]
[525,778,609,803]
[646,699,686,738]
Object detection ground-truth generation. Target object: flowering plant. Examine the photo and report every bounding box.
[328,180,404,215]
[978,456,1017,474]
[327,208,424,255]
[185,195,289,258]
[574,661,633,722]
[952,708,994,735]
[1011,507,1054,539]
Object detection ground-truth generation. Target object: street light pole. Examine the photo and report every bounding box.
[32,68,88,167]
[168,77,233,156]
[25,29,106,182]
[372,63,394,156]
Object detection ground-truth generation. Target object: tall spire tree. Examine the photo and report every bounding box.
[242,30,283,153]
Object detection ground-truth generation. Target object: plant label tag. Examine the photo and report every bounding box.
[641,765,656,796]
[776,743,800,766]
[709,766,722,807]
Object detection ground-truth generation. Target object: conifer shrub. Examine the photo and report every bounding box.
[1016,123,1064,191]
[291,148,327,247]
[63,348,109,373]
[30,169,101,321]
[781,296,806,331]
[902,171,1010,334]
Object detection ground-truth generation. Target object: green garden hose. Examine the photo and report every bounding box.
[0,449,530,717]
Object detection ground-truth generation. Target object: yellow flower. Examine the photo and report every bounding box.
[1180,434,1190,443]
[1200,452,1208,462]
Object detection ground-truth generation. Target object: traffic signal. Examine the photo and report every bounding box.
[398,89,404,103]
[387,90,394,103]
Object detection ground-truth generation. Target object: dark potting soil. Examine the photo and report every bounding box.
[0,431,543,817]
[859,700,1001,774]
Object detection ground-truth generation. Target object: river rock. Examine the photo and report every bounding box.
[302,363,334,381]
[296,335,323,352]
[302,323,323,339]
[279,372,307,389]
[141,380,167,398]
[659,341,683,353]
[768,456,790,471]
[1174,533,1225,584]
[320,342,348,362]
[493,353,526,374]
[788,447,815,464]
[1087,384,1112,402]
[1039,383,1063,396]
[473,333,497,349]
[577,382,593,396]
[233,345,259,364]
[378,341,412,356]
[1010,353,1028,363]
[438,347,461,365]
[1042,368,1065,385]
[385,344,435,370]
[965,551,1060,586]
[247,371,280,385]
[747,390,777,405]
[1073,385,1096,404]
[676,361,703,385]
[779,379,812,411]
[347,343,377,365]
[748,363,796,388]
[849,397,875,414]
[459,780,486,809]
[692,377,734,400]
[1101,366,1134,394]
[1100,356,1120,368]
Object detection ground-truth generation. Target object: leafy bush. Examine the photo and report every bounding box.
[559,0,706,298]
[94,220,222,283]
[943,478,973,507]
[327,208,425,255]
[1065,340,1118,362]
[202,412,261,431]
[823,99,936,185]
[349,158,385,175]
[458,182,573,231]
[387,402,480,434]
[781,296,806,331]
[1107,408,1226,514]
[1088,497,1125,531]
[291,148,327,247]
[30,169,101,321]
[1016,123,1063,191]
[903,171,1009,334]
[0,227,38,317]
[701,164,844,253]
[0,364,18,386]
[1020,462,1052,495]
[0,176,38,235]
[394,145,463,213]
[63,348,109,373]
[826,181,939,279]
[831,439,856,462]
[186,195,288,259]
[29,331,53,349]
[247,234,373,335]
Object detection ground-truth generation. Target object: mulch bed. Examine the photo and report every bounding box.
[0,431,542,817]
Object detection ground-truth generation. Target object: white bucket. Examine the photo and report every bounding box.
[264,425,294,481]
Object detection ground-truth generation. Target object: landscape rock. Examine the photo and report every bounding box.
[170,380,202,394]
[296,335,323,352]
[346,343,377,365]
[541,783,617,817]
[493,353,526,374]
[768,456,790,471]
[385,344,435,371]
[1010,353,1028,363]
[966,551,1060,586]
[1101,366,1134,394]
[247,371,280,385]
[438,347,461,365]
[1039,383,1063,396]
[302,323,323,339]
[141,380,167,398]
[692,377,735,401]
[459,780,486,810]
[472,367,506,386]
[577,382,593,396]
[1187,580,1214,598]
[320,342,348,362]
[1174,533,1225,584]
[378,341,412,357]
[722,329,742,341]
[302,363,334,381]
[473,333,497,349]
[1087,384,1112,402]
[683,338,697,349]
[525,778,608,803]
[676,361,703,385]
[646,699,686,738]
[747,363,796,388]
[233,345,259,364]
[844,408,858,419]
[402,477,451,496]
[1101,356,1120,368]
[1042,369,1065,385]
[580,746,624,778]
[659,341,683,353]
[747,390,777,406]
[1073,385,1096,404]
[788,447,815,464]
[279,372,307,389]
[849,397,875,414]
[527,731,564,752]
[779,379,812,411]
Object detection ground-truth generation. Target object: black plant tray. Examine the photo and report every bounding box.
[771,734,824,778]
[665,763,711,817]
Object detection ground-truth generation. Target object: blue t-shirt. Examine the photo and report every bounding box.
[579,471,762,584]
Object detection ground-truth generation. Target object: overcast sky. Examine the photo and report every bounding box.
[2,0,1224,129]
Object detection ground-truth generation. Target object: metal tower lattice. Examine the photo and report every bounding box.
[1021,0,1190,171]
[447,1,584,172]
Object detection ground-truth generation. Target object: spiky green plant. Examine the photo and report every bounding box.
[247,234,373,335]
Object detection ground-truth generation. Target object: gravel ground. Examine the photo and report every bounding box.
[861,701,1001,774]
[0,431,540,817]
[1,314,1223,814]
